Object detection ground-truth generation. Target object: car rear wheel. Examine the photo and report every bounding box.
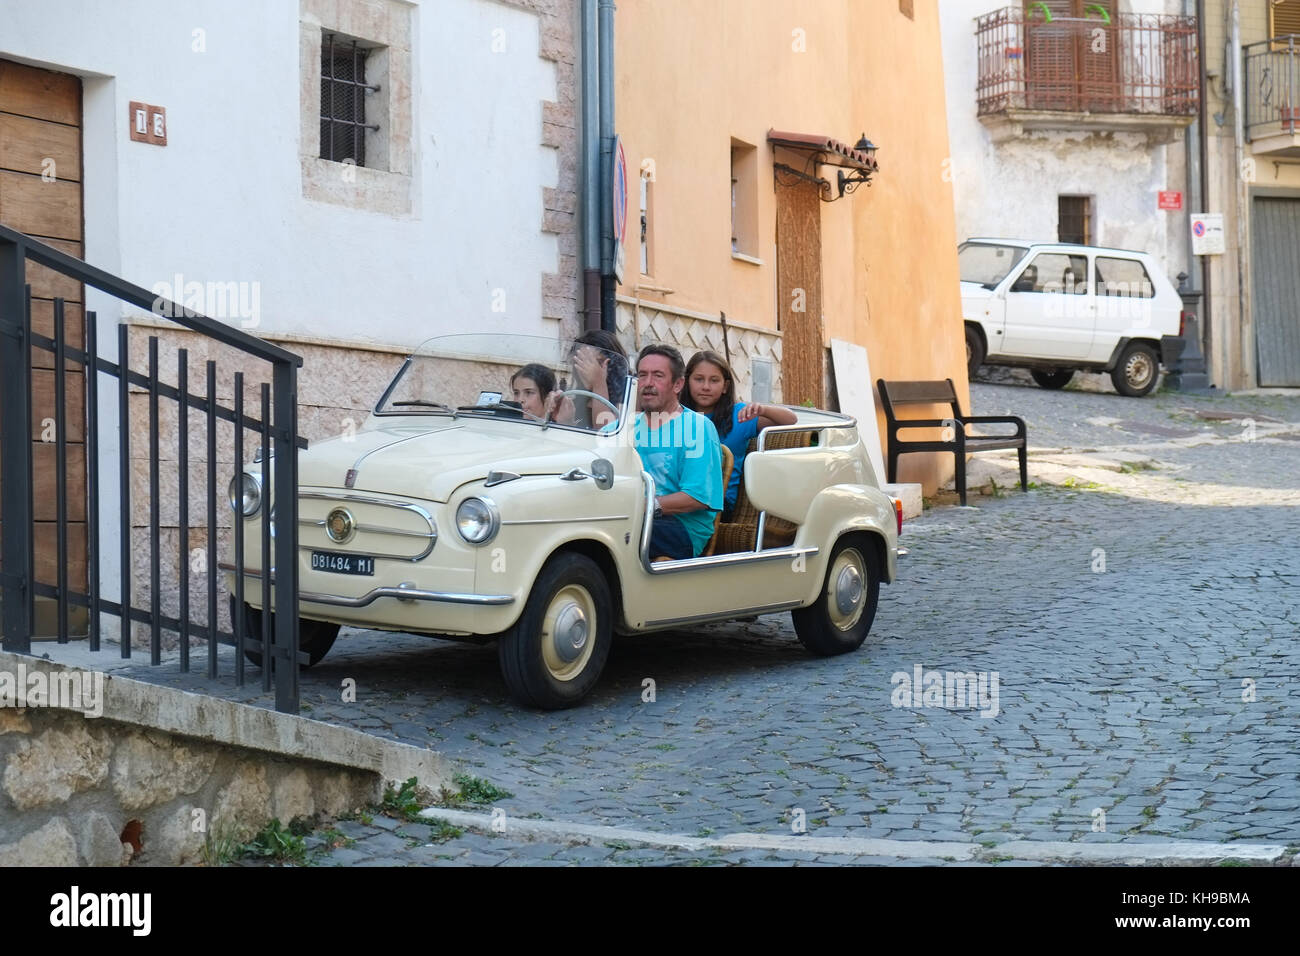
[1030,368,1074,390]
[965,325,985,379]
[498,552,612,709]
[1111,341,1160,397]
[233,599,340,668]
[792,536,881,656]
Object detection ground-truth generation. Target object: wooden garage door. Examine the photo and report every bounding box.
[775,177,824,407]
[0,58,87,635]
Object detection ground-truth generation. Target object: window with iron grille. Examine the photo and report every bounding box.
[1058,195,1092,245]
[320,34,380,166]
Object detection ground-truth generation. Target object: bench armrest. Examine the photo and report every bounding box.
[889,418,951,431]
[962,414,1027,436]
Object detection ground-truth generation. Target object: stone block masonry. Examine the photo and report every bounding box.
[0,652,452,865]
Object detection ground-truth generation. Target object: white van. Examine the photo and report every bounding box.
[959,239,1187,397]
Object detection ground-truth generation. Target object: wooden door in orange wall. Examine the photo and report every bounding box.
[774,176,824,408]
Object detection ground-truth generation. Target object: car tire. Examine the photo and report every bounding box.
[1111,341,1160,397]
[1030,368,1074,390]
[234,598,341,668]
[498,552,612,710]
[791,535,881,657]
[965,325,985,379]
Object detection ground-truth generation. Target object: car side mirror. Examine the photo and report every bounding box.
[590,458,614,490]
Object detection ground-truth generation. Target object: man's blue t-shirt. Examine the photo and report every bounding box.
[719,403,760,510]
[634,408,723,556]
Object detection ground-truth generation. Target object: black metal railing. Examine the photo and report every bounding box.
[976,7,1199,117]
[0,224,305,712]
[1245,36,1300,141]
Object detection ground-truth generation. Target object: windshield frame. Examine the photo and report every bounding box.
[370,334,636,438]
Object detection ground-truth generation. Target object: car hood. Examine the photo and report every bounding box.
[960,280,996,299]
[300,419,597,502]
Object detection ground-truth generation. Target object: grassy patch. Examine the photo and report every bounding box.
[426,818,465,843]
[239,818,309,865]
[382,776,427,821]
[452,772,515,805]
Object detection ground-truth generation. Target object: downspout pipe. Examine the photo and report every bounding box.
[1231,0,1252,387]
[581,0,601,331]
[598,0,617,332]
[1194,0,1212,374]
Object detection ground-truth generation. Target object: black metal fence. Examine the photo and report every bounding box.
[0,224,305,712]
[1245,35,1300,141]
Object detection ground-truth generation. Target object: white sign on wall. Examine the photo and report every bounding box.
[1190,214,1226,256]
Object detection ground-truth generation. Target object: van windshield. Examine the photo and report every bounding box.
[959,242,1029,288]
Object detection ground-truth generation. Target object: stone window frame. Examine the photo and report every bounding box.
[299,0,414,216]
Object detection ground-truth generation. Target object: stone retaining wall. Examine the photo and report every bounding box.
[0,707,376,865]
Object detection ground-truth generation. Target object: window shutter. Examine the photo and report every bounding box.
[1273,0,1300,38]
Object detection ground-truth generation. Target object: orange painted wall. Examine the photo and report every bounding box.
[616,0,966,493]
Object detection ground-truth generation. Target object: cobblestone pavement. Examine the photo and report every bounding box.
[42,381,1300,865]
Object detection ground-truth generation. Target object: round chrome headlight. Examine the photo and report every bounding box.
[456,497,499,544]
[227,472,262,517]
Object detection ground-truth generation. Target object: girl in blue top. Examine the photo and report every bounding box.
[682,350,797,519]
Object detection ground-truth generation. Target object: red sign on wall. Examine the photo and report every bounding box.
[1158,191,1183,211]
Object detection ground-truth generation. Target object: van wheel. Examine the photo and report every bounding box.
[1030,368,1074,390]
[233,599,340,668]
[1111,341,1160,397]
[498,553,612,709]
[965,326,985,379]
[792,536,880,656]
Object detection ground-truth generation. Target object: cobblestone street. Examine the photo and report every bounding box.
[47,380,1300,865]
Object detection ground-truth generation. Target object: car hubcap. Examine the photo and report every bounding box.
[828,548,867,631]
[1127,353,1154,389]
[541,585,596,681]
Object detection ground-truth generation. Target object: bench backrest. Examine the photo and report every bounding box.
[877,378,963,422]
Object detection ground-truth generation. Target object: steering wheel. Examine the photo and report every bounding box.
[548,389,620,425]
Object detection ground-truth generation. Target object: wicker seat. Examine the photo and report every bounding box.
[713,429,813,554]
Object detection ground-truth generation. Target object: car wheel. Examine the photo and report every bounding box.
[791,535,881,657]
[1030,368,1074,390]
[1111,341,1160,397]
[233,598,340,668]
[498,552,612,709]
[965,325,985,379]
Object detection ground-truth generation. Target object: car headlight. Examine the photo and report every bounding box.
[227,472,263,517]
[456,496,499,544]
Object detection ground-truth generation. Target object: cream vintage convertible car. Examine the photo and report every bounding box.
[225,333,901,709]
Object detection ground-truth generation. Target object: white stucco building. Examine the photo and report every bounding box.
[1,0,583,637]
[940,0,1199,285]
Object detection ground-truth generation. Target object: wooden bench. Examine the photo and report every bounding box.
[876,378,1027,506]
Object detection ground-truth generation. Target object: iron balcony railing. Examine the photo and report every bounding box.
[0,224,306,713]
[1244,36,1300,140]
[976,7,1199,117]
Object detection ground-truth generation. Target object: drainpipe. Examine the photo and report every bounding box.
[581,0,601,331]
[598,0,617,332]
[1231,0,1252,388]
[1194,0,1212,375]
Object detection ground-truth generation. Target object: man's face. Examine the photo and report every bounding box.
[637,354,682,413]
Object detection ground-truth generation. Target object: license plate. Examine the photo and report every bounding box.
[310,551,375,576]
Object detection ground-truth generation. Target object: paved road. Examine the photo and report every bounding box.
[46,382,1300,865]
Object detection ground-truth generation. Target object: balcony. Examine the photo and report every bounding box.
[1244,36,1300,157]
[975,6,1199,144]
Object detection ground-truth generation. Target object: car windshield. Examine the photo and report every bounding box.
[376,333,633,433]
[959,242,1029,288]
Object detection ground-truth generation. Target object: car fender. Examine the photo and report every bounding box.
[1104,336,1165,371]
[793,484,898,592]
